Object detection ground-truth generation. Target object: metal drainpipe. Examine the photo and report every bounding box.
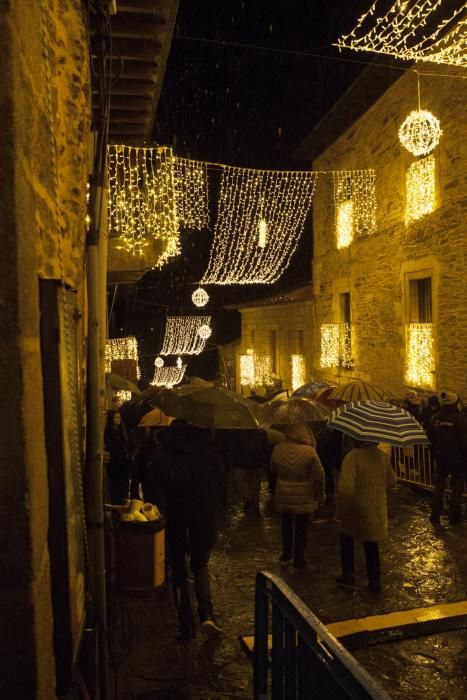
[86,173,109,698]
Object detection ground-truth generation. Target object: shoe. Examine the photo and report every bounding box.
[368,580,382,593]
[293,559,308,569]
[429,514,441,524]
[201,618,224,638]
[335,574,356,587]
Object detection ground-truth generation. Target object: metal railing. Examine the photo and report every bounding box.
[254,571,391,699]
[392,445,467,496]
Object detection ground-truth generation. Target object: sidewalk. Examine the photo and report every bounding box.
[113,481,467,699]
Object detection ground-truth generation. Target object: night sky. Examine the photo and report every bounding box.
[111,0,375,382]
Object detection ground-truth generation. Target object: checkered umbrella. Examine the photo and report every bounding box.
[327,401,429,447]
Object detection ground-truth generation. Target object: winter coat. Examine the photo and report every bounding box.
[104,425,131,480]
[271,424,325,514]
[336,446,397,542]
[156,422,223,551]
[427,407,467,470]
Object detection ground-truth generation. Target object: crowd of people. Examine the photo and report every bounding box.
[103,387,467,640]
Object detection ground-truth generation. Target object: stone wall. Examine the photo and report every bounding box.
[0,1,91,697]
[237,301,314,394]
[312,64,467,398]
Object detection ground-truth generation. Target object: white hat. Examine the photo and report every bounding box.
[439,391,458,406]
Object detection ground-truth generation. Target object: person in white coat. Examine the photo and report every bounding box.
[335,440,397,592]
[271,423,325,568]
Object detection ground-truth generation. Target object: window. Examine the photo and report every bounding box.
[409,277,432,323]
[339,292,352,368]
[269,330,277,373]
[406,277,434,388]
[340,293,351,324]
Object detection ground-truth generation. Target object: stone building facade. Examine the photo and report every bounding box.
[0,2,91,697]
[233,286,314,395]
[305,64,467,397]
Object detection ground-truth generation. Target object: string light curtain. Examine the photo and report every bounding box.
[333,171,376,247]
[335,0,467,68]
[291,355,306,391]
[240,352,255,386]
[201,167,319,284]
[105,336,141,379]
[320,324,340,368]
[405,323,434,388]
[151,364,187,388]
[160,316,211,355]
[173,157,209,229]
[405,155,436,224]
[107,145,180,262]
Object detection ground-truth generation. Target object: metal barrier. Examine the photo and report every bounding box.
[253,571,391,700]
[392,445,467,496]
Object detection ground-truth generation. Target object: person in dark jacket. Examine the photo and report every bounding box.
[104,410,131,504]
[316,428,344,508]
[420,394,441,431]
[156,420,224,640]
[428,391,467,525]
[232,428,270,515]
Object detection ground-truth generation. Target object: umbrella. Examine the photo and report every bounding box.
[292,381,331,398]
[259,397,330,425]
[137,407,172,428]
[313,386,344,410]
[105,372,141,395]
[152,385,259,429]
[329,380,393,402]
[327,401,430,447]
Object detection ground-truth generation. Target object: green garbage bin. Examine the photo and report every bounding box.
[115,517,165,594]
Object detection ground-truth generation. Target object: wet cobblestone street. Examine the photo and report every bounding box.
[115,481,467,699]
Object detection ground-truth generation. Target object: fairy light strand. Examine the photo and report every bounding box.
[151,364,187,387]
[405,323,434,387]
[160,316,211,355]
[173,156,209,229]
[201,167,319,284]
[333,170,376,246]
[291,354,306,391]
[105,336,141,379]
[405,155,436,224]
[107,145,180,264]
[320,324,340,368]
[335,0,467,68]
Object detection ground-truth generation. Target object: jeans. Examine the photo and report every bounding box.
[340,533,380,585]
[167,523,214,636]
[281,512,309,564]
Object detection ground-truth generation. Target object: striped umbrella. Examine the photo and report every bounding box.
[327,401,429,447]
[329,380,393,402]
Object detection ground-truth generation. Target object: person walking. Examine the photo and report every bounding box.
[104,410,132,504]
[420,394,441,431]
[335,441,397,593]
[428,391,467,525]
[232,428,270,515]
[271,423,325,568]
[156,419,224,640]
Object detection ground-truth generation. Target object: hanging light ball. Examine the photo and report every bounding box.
[398,109,442,157]
[155,356,164,368]
[197,324,212,340]
[192,287,209,307]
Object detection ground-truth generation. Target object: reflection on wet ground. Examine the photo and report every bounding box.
[115,481,467,699]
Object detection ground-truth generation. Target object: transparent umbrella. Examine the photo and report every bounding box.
[151,385,259,429]
[259,397,330,425]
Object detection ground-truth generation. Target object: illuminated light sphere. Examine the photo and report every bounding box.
[398,110,442,157]
[155,356,164,368]
[197,324,212,340]
[176,356,183,369]
[192,287,209,307]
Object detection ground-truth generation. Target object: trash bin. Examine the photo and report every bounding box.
[115,517,165,594]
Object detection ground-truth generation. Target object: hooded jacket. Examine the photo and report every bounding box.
[336,446,397,542]
[271,423,325,514]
